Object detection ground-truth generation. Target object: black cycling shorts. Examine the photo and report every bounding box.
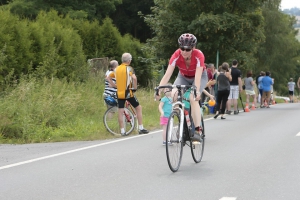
[118,96,139,108]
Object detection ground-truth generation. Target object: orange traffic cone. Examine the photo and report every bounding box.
[251,103,256,110]
[245,103,250,112]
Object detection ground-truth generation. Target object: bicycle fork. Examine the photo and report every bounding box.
[167,102,185,143]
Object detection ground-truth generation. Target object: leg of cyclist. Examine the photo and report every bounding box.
[117,99,126,135]
[127,97,149,134]
[191,70,208,139]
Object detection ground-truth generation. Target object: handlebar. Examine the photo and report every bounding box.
[154,85,197,98]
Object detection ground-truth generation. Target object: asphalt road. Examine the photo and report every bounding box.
[1,103,300,200]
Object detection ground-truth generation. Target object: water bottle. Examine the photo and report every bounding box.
[184,109,191,127]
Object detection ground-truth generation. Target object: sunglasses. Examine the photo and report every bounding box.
[180,47,192,52]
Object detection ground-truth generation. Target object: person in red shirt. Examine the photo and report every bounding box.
[156,33,208,140]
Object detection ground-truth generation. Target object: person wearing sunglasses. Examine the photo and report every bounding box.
[156,33,208,140]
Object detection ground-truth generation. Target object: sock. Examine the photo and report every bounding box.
[139,125,144,130]
[121,128,125,134]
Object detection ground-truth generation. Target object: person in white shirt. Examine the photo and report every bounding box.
[287,78,295,103]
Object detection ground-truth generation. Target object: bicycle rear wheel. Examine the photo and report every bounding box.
[190,117,205,163]
[166,111,183,172]
[103,107,135,136]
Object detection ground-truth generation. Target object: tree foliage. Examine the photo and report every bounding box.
[0,8,153,87]
[255,1,300,94]
[144,0,267,73]
[8,0,122,21]
[110,0,154,42]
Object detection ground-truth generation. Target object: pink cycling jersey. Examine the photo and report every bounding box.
[169,49,206,78]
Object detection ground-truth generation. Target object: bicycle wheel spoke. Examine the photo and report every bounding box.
[103,107,135,136]
[103,107,120,136]
[123,108,135,135]
[190,118,205,163]
[166,111,183,172]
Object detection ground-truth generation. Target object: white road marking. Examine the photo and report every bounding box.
[219,197,237,200]
[296,132,300,136]
[0,118,213,170]
[0,131,163,170]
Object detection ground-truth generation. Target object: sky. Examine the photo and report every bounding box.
[280,0,300,9]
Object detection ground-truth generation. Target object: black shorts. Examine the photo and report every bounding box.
[289,91,294,95]
[118,96,139,108]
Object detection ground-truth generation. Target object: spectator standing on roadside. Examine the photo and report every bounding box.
[256,71,262,103]
[214,62,232,119]
[107,53,149,135]
[201,64,212,104]
[104,60,118,108]
[244,70,257,108]
[257,71,265,104]
[287,78,295,103]
[207,63,216,96]
[226,60,242,115]
[158,83,173,145]
[213,66,221,104]
[260,71,273,108]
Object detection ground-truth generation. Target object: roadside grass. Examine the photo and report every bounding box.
[0,74,162,144]
[0,76,289,144]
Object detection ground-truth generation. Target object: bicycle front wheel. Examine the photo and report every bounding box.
[166,111,183,172]
[103,107,135,136]
[190,117,205,163]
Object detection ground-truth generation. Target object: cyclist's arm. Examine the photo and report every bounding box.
[131,73,138,90]
[159,64,175,86]
[297,77,300,88]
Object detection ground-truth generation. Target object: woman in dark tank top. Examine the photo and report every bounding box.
[214,62,232,119]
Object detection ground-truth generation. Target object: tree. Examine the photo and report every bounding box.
[144,0,267,74]
[110,0,154,42]
[8,0,122,21]
[255,1,300,94]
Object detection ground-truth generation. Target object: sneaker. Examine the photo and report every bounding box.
[192,128,203,142]
[234,110,238,115]
[225,110,232,115]
[139,129,149,134]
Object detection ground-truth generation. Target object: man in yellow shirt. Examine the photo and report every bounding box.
[107,53,149,135]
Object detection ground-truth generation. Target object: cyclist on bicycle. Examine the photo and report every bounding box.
[156,33,208,140]
[107,52,149,135]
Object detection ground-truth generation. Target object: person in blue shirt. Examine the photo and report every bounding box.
[158,83,173,145]
[260,71,273,108]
